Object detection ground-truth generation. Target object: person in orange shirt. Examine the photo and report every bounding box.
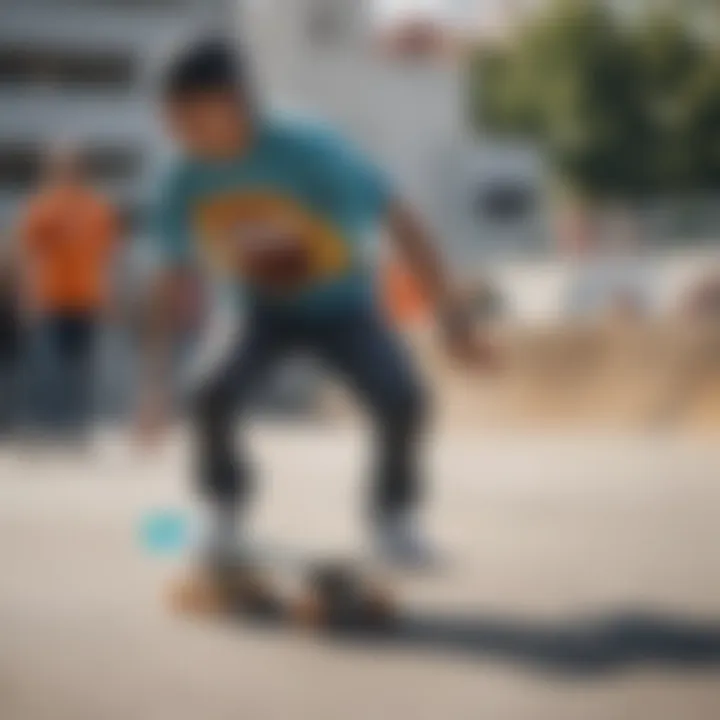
[20,144,119,438]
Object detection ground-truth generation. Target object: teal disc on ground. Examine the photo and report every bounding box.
[139,509,191,556]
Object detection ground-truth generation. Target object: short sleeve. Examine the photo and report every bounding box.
[297,124,394,228]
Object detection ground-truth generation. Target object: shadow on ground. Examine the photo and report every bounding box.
[332,611,720,675]
[227,610,720,675]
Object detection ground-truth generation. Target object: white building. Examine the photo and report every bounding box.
[0,0,236,231]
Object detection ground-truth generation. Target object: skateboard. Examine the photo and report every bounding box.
[168,558,397,631]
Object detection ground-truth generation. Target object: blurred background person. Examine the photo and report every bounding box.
[563,206,656,323]
[0,239,24,439]
[18,143,119,443]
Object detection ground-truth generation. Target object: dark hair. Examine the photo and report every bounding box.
[160,34,254,105]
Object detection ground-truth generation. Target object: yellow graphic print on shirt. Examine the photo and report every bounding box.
[193,191,351,293]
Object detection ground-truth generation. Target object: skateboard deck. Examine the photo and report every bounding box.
[168,558,397,631]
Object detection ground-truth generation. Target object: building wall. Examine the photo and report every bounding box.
[0,0,236,230]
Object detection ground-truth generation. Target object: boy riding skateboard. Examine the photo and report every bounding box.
[139,35,494,571]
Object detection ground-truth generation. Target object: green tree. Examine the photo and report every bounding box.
[470,0,720,201]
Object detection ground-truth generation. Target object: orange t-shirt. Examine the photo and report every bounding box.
[22,187,118,313]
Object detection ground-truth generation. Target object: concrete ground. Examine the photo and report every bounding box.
[1,426,719,720]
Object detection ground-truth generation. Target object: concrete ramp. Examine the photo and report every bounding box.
[355,323,720,432]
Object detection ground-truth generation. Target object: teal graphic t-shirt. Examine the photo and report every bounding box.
[155,116,392,314]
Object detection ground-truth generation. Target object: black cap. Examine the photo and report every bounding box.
[160,34,252,102]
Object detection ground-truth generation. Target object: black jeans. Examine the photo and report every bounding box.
[191,304,428,520]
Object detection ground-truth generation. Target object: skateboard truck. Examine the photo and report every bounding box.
[296,563,396,630]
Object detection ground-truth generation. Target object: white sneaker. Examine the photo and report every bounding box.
[373,513,437,570]
[197,506,253,569]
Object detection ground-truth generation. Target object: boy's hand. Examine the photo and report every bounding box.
[385,202,500,371]
[443,327,498,370]
[439,300,500,371]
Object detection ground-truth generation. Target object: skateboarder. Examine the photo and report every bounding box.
[139,35,494,568]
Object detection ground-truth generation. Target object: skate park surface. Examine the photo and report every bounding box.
[1,426,719,720]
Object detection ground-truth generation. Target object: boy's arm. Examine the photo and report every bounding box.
[136,168,194,444]
[386,199,497,368]
[136,265,190,444]
[142,267,182,384]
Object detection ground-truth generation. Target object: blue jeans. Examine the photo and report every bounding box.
[34,313,97,434]
[191,304,428,520]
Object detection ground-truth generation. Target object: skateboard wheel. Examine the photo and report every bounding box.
[227,572,279,616]
[364,588,396,624]
[168,573,228,615]
[303,564,396,629]
[291,593,327,627]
